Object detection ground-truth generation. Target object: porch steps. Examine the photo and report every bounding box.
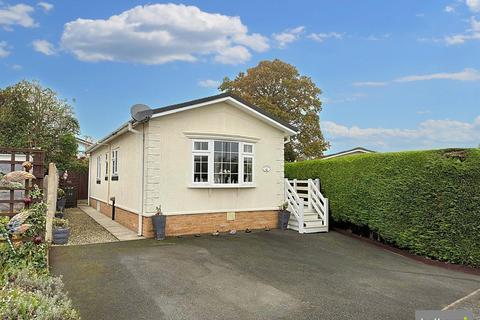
[287,208,329,233]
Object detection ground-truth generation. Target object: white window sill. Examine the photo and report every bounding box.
[188,184,256,189]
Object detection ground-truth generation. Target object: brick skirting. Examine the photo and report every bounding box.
[89,198,278,238]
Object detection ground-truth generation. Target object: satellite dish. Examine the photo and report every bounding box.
[130,104,153,122]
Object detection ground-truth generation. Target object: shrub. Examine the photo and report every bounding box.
[0,268,80,320]
[285,148,480,267]
[53,218,69,229]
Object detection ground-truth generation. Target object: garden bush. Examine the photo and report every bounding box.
[0,268,80,320]
[285,148,480,267]
[0,187,80,319]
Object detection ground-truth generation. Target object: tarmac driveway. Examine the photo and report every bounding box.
[50,230,480,320]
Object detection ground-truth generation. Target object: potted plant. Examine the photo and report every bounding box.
[278,202,291,230]
[151,205,166,240]
[52,218,70,245]
[56,188,66,212]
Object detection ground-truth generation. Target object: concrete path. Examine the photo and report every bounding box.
[50,230,480,320]
[78,205,143,241]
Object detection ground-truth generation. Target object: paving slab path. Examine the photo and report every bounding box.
[78,205,144,241]
[50,230,480,320]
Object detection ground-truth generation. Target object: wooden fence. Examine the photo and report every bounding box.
[0,148,45,217]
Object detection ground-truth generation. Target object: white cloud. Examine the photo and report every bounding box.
[214,45,251,64]
[11,64,22,70]
[198,79,220,88]
[465,0,480,12]
[272,26,304,47]
[394,68,480,82]
[37,2,53,12]
[323,93,366,104]
[444,5,455,13]
[32,39,56,55]
[444,17,480,44]
[308,32,344,42]
[354,68,480,87]
[353,81,388,87]
[0,41,10,57]
[323,116,480,150]
[0,3,36,28]
[365,33,391,41]
[60,4,268,65]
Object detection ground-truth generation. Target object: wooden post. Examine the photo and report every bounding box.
[45,163,58,243]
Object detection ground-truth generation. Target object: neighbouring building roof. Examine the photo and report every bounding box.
[86,93,298,154]
[321,147,375,160]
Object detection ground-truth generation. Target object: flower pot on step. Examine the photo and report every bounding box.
[151,215,166,240]
[52,227,70,245]
[278,210,291,230]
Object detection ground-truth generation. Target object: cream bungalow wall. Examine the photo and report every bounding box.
[89,128,144,214]
[142,101,285,216]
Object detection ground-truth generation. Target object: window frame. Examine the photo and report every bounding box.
[104,153,109,180]
[111,148,119,179]
[96,156,101,184]
[190,139,255,187]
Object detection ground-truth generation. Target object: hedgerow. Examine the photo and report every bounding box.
[285,148,480,267]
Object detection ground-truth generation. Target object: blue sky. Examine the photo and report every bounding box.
[1,0,479,154]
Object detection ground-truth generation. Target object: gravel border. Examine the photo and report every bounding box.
[61,207,118,246]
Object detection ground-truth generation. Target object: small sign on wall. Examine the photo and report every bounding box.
[227,212,236,221]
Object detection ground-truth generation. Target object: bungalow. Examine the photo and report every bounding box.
[87,93,301,237]
[321,147,375,160]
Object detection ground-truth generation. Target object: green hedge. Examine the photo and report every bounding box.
[285,148,480,267]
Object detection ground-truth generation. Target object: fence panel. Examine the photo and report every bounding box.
[0,148,45,217]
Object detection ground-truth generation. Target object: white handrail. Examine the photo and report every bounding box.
[285,179,304,233]
[308,179,328,226]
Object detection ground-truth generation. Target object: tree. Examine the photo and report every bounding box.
[0,80,80,170]
[219,59,329,161]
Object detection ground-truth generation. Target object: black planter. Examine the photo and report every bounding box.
[52,227,70,245]
[55,212,64,219]
[152,215,166,240]
[278,210,291,230]
[57,197,66,212]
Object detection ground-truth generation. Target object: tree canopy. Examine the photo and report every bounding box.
[219,59,329,161]
[0,80,80,170]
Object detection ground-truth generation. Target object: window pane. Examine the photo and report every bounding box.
[244,157,253,183]
[213,141,239,184]
[194,141,208,151]
[193,155,208,183]
[244,144,253,153]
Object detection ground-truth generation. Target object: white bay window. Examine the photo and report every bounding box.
[191,139,254,187]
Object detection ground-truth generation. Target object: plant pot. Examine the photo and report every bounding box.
[52,227,70,245]
[55,212,64,219]
[278,210,291,230]
[151,215,166,240]
[57,197,66,212]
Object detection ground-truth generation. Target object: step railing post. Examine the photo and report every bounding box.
[307,179,312,209]
[299,198,304,233]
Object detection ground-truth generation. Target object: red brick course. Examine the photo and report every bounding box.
[89,198,278,238]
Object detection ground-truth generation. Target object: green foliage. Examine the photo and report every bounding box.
[0,80,80,170]
[0,268,80,320]
[57,188,65,199]
[0,201,79,319]
[53,218,69,229]
[285,148,480,267]
[219,59,329,160]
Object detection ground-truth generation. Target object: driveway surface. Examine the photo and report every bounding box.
[50,230,480,320]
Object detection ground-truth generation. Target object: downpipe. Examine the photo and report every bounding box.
[128,122,144,237]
